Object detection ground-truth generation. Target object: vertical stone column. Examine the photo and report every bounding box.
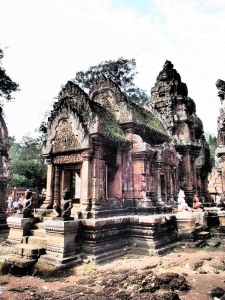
[122,127,134,200]
[196,167,202,196]
[166,171,171,201]
[41,160,54,208]
[157,164,162,202]
[53,164,60,205]
[221,155,225,193]
[80,149,93,211]
[0,182,6,211]
[91,134,104,209]
[180,148,194,198]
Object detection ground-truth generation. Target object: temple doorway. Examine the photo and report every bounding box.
[160,174,167,202]
[62,166,81,204]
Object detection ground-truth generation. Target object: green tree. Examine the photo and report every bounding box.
[207,134,217,167]
[8,134,47,192]
[39,58,150,133]
[0,48,19,103]
[71,57,150,105]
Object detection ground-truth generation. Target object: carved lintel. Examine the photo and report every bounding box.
[53,154,83,164]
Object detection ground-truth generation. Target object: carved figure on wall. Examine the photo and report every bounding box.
[21,189,34,218]
[53,188,73,219]
[53,119,78,153]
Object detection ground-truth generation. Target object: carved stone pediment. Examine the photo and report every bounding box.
[90,74,126,106]
[52,119,79,153]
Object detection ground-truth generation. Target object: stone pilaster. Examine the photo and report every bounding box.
[80,149,93,212]
[41,159,54,208]
[91,134,105,209]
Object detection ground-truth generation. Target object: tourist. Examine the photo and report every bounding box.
[193,193,204,212]
[18,197,24,207]
[12,199,19,213]
[6,194,13,214]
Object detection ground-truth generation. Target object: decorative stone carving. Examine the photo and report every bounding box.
[151,61,210,200]
[53,119,79,153]
[53,153,83,164]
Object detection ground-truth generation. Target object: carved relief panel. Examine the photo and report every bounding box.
[52,119,78,153]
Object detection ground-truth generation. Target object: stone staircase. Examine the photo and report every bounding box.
[13,220,47,259]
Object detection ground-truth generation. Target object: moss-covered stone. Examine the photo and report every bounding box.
[91,103,126,139]
[130,102,166,134]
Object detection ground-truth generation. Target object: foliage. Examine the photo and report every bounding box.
[131,102,166,134]
[8,134,47,192]
[0,49,19,103]
[91,103,125,139]
[72,57,150,105]
[207,134,217,167]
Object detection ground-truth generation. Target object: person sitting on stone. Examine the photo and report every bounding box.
[21,189,34,218]
[53,188,73,219]
[193,193,204,212]
[177,189,192,212]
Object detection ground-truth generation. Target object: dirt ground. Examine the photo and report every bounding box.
[1,239,225,300]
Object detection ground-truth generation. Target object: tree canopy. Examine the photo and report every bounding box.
[71,57,150,105]
[39,57,150,133]
[207,134,217,167]
[209,135,217,167]
[8,134,47,192]
[0,48,19,103]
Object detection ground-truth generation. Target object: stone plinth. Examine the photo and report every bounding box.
[217,211,225,233]
[192,212,207,227]
[80,216,131,264]
[7,217,36,245]
[176,212,197,241]
[39,219,81,268]
[130,215,178,255]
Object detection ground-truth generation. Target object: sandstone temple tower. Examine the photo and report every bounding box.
[150,61,211,203]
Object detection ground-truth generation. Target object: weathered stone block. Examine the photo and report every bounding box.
[6,217,36,244]
[39,219,81,267]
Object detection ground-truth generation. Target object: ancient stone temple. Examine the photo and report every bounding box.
[41,74,178,216]
[3,61,211,266]
[0,107,12,236]
[150,61,211,203]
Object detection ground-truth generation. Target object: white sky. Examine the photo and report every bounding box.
[1,0,225,141]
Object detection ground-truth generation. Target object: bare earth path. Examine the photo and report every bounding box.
[1,239,225,299]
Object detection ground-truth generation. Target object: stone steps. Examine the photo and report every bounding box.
[13,243,45,259]
[198,231,211,240]
[33,222,45,230]
[30,228,46,237]
[28,235,46,248]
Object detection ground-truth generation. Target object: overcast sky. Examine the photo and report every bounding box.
[1,0,225,141]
